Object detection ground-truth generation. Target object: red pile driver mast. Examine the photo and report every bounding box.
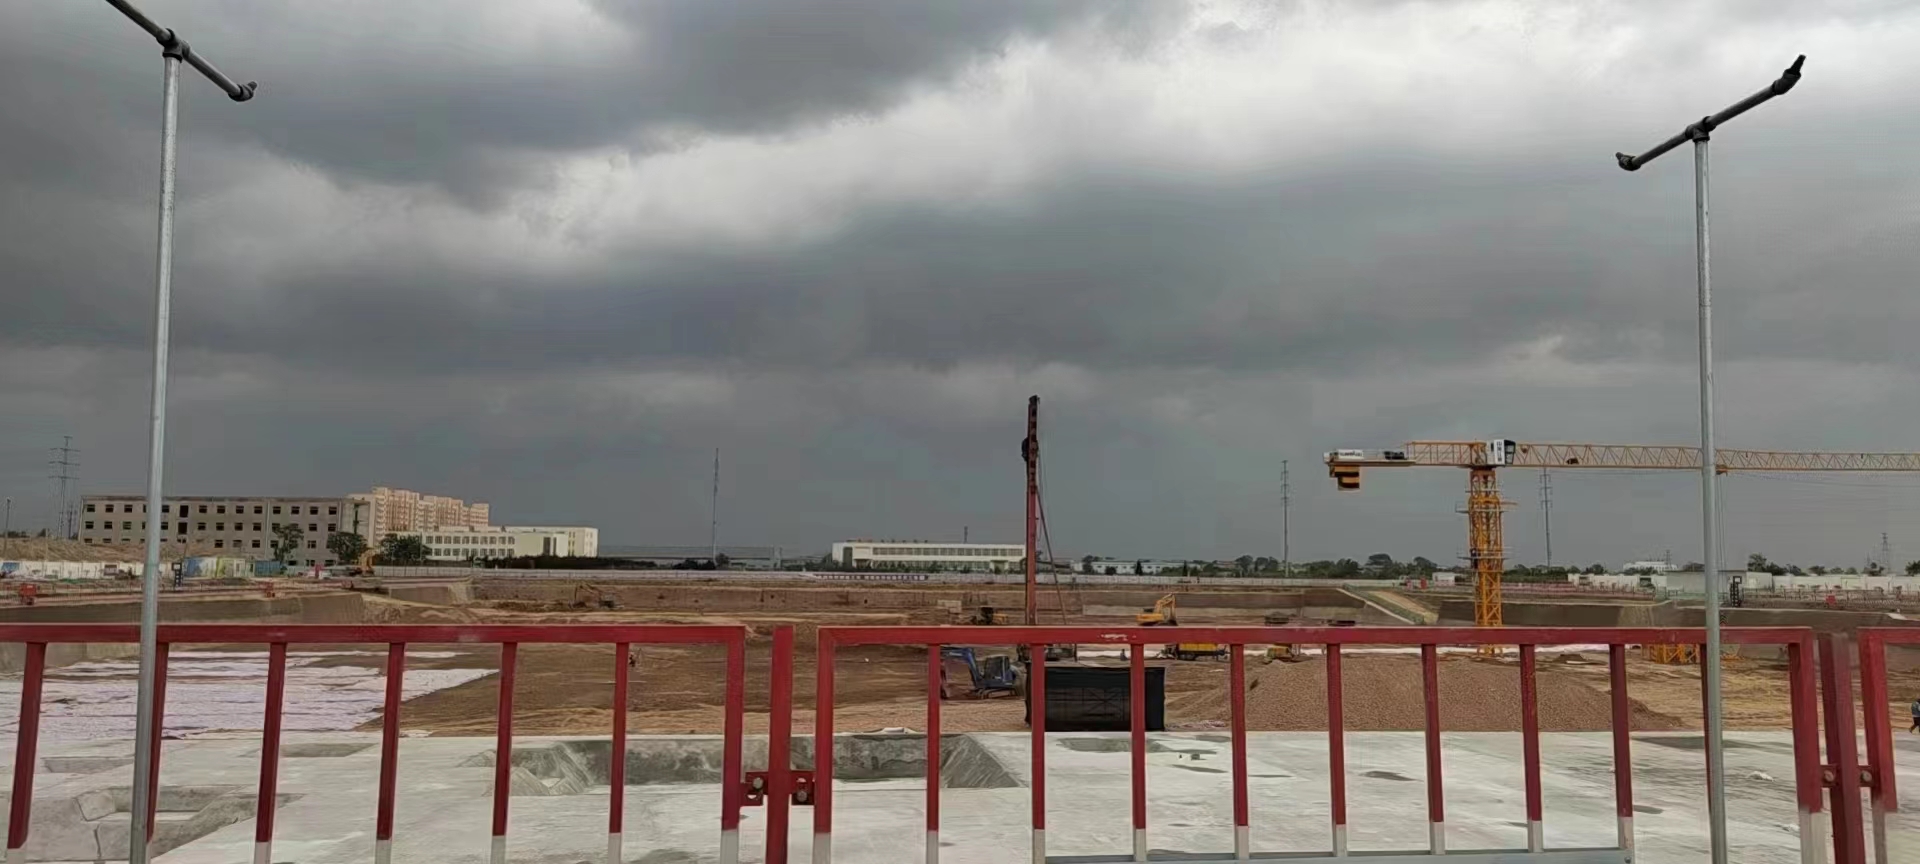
[1022,395,1040,626]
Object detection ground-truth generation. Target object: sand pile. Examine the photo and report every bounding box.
[1173,654,1683,732]
[0,538,219,562]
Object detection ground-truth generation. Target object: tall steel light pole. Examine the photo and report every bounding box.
[101,2,255,862]
[1614,54,1803,864]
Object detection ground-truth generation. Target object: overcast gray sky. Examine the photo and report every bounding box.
[5,0,1920,568]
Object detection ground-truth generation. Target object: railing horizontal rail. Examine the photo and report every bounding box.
[811,624,1822,864]
[0,623,750,864]
[820,624,1812,647]
[0,623,745,643]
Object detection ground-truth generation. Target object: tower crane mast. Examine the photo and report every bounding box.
[1325,439,1920,628]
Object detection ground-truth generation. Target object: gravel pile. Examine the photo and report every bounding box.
[1172,654,1683,732]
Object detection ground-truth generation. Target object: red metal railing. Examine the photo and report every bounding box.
[0,624,749,864]
[807,625,1826,863]
[1855,627,1920,864]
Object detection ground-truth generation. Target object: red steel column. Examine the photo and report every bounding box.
[813,637,836,864]
[375,643,406,864]
[1788,639,1825,861]
[610,642,629,864]
[1029,646,1047,864]
[1819,634,1868,864]
[721,633,746,864]
[142,643,170,856]
[252,643,288,864]
[1607,644,1635,853]
[1856,633,1894,864]
[490,643,517,864]
[5,643,45,864]
[924,645,941,864]
[1326,644,1346,858]
[1130,645,1147,862]
[1421,644,1445,854]
[766,629,794,864]
[1519,645,1544,853]
[1231,645,1251,860]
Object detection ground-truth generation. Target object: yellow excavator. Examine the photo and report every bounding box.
[1136,594,1177,625]
[1136,594,1226,661]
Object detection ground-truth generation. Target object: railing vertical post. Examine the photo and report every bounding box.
[1130,643,1148,861]
[720,631,746,864]
[813,635,836,864]
[1818,633,1867,864]
[1029,644,1047,864]
[375,643,406,864]
[490,643,518,864]
[1326,643,1346,858]
[1421,643,1445,854]
[609,642,629,864]
[1519,644,1544,852]
[766,628,794,864]
[1226,644,1249,860]
[1607,644,1635,853]
[140,642,170,859]
[924,644,941,864]
[1856,632,1894,864]
[1788,638,1825,861]
[252,642,288,864]
[5,642,46,864]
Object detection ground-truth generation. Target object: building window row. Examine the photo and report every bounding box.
[85,502,339,516]
[870,546,1020,558]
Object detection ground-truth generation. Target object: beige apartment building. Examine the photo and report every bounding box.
[78,495,353,567]
[347,487,490,540]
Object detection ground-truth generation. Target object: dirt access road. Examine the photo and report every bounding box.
[363,640,1916,737]
[336,596,1920,736]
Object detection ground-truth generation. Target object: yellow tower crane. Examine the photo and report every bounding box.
[1325,440,1920,628]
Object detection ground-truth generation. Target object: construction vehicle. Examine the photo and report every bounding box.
[573,583,617,610]
[1325,440,1920,628]
[940,647,1019,699]
[1161,642,1228,661]
[1136,594,1177,626]
[353,548,376,577]
[1260,612,1305,662]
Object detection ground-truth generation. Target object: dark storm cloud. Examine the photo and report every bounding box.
[6,0,1920,565]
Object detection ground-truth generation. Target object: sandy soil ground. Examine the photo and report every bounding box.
[326,595,1920,737]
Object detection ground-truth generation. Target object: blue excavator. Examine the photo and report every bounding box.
[938,646,1019,699]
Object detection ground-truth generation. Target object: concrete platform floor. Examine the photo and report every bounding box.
[0,731,1913,863]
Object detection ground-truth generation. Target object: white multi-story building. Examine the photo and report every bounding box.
[400,526,596,561]
[78,495,352,567]
[830,540,1024,572]
[505,526,598,557]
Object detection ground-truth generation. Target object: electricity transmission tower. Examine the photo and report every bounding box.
[48,436,79,539]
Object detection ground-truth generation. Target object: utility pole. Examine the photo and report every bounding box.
[963,525,969,544]
[1022,396,1040,626]
[1614,53,1804,864]
[1881,532,1893,573]
[709,448,720,564]
[96,3,258,861]
[3,497,11,557]
[1281,460,1291,577]
[1539,470,1553,569]
[49,436,79,539]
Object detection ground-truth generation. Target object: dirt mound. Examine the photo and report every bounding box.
[362,595,483,624]
[2,538,218,562]
[1174,654,1683,732]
